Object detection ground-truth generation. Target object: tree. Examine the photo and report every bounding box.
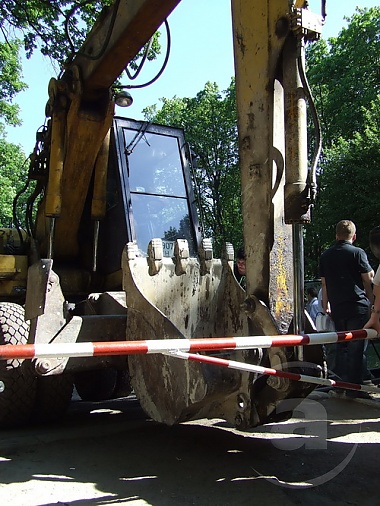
[324,99,380,240]
[1,1,113,62]
[0,37,28,229]
[0,33,29,229]
[306,7,380,148]
[304,7,380,277]
[0,136,28,227]
[0,1,161,68]
[305,97,380,277]
[0,39,26,129]
[143,80,243,255]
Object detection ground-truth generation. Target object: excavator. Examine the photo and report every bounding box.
[0,0,325,429]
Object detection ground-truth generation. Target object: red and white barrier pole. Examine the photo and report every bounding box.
[165,350,380,395]
[0,328,377,360]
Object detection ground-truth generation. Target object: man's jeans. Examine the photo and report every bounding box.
[333,314,369,385]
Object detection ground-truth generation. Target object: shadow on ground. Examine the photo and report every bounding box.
[0,392,379,506]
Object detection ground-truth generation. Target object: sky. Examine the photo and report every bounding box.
[4,0,380,153]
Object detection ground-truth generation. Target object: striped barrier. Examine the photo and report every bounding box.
[166,350,380,395]
[0,328,377,360]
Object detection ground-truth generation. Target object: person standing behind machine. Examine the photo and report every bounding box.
[305,286,319,324]
[320,220,374,397]
[234,247,246,290]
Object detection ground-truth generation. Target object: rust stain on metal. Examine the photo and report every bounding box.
[247,112,255,130]
[241,135,251,151]
[235,30,246,56]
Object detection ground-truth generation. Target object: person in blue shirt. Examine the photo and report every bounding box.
[305,286,319,324]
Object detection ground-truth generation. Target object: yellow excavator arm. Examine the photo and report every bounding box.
[36,0,182,259]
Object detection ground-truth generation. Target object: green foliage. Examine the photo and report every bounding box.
[0,1,161,69]
[0,137,28,227]
[307,7,380,147]
[318,98,380,251]
[144,79,242,254]
[1,1,110,62]
[304,7,380,277]
[0,39,26,128]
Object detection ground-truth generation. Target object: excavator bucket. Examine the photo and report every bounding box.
[122,240,323,430]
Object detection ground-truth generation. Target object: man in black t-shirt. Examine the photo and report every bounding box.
[320,220,374,395]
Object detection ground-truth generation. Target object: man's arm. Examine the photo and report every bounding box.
[321,277,329,314]
[361,270,374,304]
[364,283,380,335]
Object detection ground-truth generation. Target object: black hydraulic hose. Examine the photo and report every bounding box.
[12,175,30,249]
[63,5,170,91]
[125,37,154,81]
[64,0,95,54]
[26,181,45,239]
[116,19,171,90]
[297,43,322,204]
[321,0,327,22]
[64,0,122,65]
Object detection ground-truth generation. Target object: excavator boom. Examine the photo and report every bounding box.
[71,0,181,98]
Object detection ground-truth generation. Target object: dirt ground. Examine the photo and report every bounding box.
[0,390,379,506]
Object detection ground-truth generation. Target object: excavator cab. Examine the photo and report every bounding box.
[96,117,200,288]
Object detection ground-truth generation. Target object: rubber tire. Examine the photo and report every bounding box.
[0,302,37,429]
[33,374,74,424]
[74,369,118,402]
[113,369,132,399]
